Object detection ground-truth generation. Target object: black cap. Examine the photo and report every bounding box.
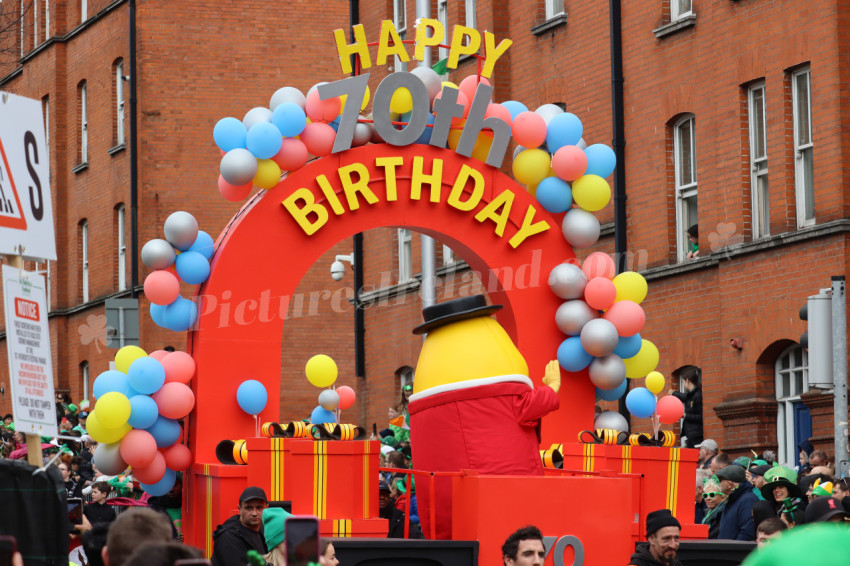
[716,465,746,483]
[645,509,681,536]
[239,486,268,504]
[750,464,771,477]
[412,295,502,335]
[805,496,849,523]
[378,480,390,493]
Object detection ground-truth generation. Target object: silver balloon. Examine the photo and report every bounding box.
[589,354,627,390]
[513,144,527,160]
[561,208,601,249]
[163,211,199,252]
[577,137,587,150]
[220,148,258,186]
[410,66,442,101]
[141,238,176,270]
[555,300,597,335]
[93,441,127,476]
[270,86,306,111]
[242,107,273,130]
[595,410,629,433]
[580,318,620,357]
[548,263,587,300]
[318,389,341,411]
[352,120,372,147]
[306,82,328,101]
[535,103,564,125]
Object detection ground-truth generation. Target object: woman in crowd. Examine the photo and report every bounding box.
[752,466,806,530]
[701,477,726,539]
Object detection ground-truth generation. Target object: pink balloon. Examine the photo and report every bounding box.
[656,395,685,424]
[602,300,646,337]
[433,88,470,120]
[161,443,192,471]
[272,138,309,171]
[482,104,512,135]
[152,382,195,419]
[120,429,158,469]
[144,270,180,306]
[149,350,169,362]
[132,451,166,484]
[584,277,617,311]
[336,385,356,411]
[511,111,547,149]
[300,122,336,157]
[581,252,616,280]
[552,145,589,181]
[218,175,252,202]
[305,87,341,122]
[162,351,196,384]
[458,75,491,104]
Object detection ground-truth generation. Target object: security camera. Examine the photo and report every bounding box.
[330,260,346,281]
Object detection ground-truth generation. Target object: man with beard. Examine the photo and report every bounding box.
[628,509,682,566]
[211,487,269,566]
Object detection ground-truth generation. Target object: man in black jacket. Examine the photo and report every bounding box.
[378,480,405,538]
[628,509,682,566]
[211,487,269,566]
[670,368,702,448]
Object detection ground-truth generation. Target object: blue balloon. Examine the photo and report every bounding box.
[93,370,134,399]
[414,113,436,145]
[546,112,583,153]
[150,303,167,327]
[127,394,159,429]
[188,230,215,260]
[246,122,283,159]
[145,416,181,448]
[140,467,176,496]
[625,387,656,419]
[164,298,197,332]
[535,177,573,213]
[584,144,617,178]
[328,115,341,132]
[236,380,268,415]
[557,336,593,372]
[311,405,336,425]
[596,380,628,402]
[614,333,643,359]
[213,117,247,152]
[271,102,307,137]
[501,100,529,122]
[175,251,211,285]
[128,357,166,395]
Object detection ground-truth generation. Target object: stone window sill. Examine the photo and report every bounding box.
[72,162,89,174]
[653,14,697,39]
[108,143,126,155]
[531,13,568,36]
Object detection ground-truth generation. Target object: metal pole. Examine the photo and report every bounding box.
[832,276,848,476]
[416,0,437,309]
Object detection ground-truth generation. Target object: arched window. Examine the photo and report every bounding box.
[80,361,90,401]
[673,114,697,261]
[775,344,810,466]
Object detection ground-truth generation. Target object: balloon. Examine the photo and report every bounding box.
[413,113,436,145]
[511,111,547,149]
[625,387,656,419]
[557,336,593,372]
[145,416,182,448]
[162,351,195,384]
[535,103,564,125]
[458,75,490,104]
[602,300,646,337]
[561,208,601,249]
[253,158,282,190]
[127,356,166,395]
[594,410,629,432]
[645,371,665,395]
[483,103,512,129]
[95,392,131,428]
[149,350,169,361]
[86,412,131,444]
[270,86,306,111]
[133,451,166,484]
[93,441,128,475]
[140,467,177,497]
[246,122,283,160]
[548,263,587,300]
[582,252,616,280]
[163,297,198,332]
[163,211,199,252]
[580,318,619,357]
[141,239,176,270]
[243,107,273,130]
[93,369,135,399]
[501,100,529,121]
[305,355,338,388]
[115,345,147,374]
[152,382,196,419]
[410,66,442,101]
[336,385,356,411]
[552,145,588,181]
[213,117,248,152]
[389,87,414,114]
[127,394,159,429]
[161,443,192,471]
[656,395,685,424]
[623,340,660,379]
[119,429,158,469]
[150,303,167,328]
[613,333,643,359]
[318,389,340,411]
[546,112,583,152]
[144,270,180,305]
[584,143,617,178]
[220,148,259,186]
[535,177,572,213]
[352,121,373,146]
[271,102,307,137]
[596,379,628,402]
[300,122,336,157]
[311,405,336,425]
[613,272,648,304]
[572,174,611,212]
[589,354,626,390]
[175,251,210,285]
[272,138,309,171]
[305,84,341,122]
[236,380,268,415]
[584,277,617,310]
[188,231,214,261]
[555,299,596,335]
[433,87,469,121]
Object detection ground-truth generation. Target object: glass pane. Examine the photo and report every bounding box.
[396,0,406,28]
[802,147,815,220]
[685,194,698,228]
[752,87,766,159]
[781,372,791,397]
[794,371,804,396]
[553,0,565,15]
[758,175,769,236]
[796,73,811,145]
[780,353,789,370]
[678,119,693,186]
[793,346,803,367]
[680,0,692,14]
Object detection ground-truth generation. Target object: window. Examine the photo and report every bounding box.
[442,244,455,266]
[673,115,697,261]
[45,0,50,39]
[398,366,414,393]
[671,0,693,21]
[42,95,49,156]
[437,0,449,67]
[398,228,412,282]
[79,81,88,164]
[81,361,90,401]
[748,83,769,238]
[115,59,125,145]
[792,67,814,227]
[81,220,89,302]
[117,204,126,290]
[33,0,38,45]
[546,0,565,20]
[465,0,476,29]
[393,0,407,72]
[775,344,810,467]
[81,0,86,22]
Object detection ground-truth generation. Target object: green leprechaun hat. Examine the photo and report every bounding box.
[760,465,802,501]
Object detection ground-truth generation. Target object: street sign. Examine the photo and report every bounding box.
[2,264,57,436]
[0,91,56,260]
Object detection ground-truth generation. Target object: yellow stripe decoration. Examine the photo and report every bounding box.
[621,445,632,474]
[582,443,595,472]
[332,519,351,537]
[313,441,328,518]
[204,464,212,557]
[363,441,371,518]
[666,447,680,516]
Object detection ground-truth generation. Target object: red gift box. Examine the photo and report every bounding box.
[185,463,248,557]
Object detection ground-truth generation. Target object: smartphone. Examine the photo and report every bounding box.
[285,516,320,566]
[174,560,212,566]
[0,536,17,566]
[68,497,83,525]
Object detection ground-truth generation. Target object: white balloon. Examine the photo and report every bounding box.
[535,103,564,125]
[589,354,627,390]
[318,389,341,411]
[548,263,587,300]
[580,318,619,357]
[220,148,258,186]
[141,239,176,270]
[163,211,199,252]
[595,410,629,433]
[242,107,273,130]
[352,120,372,147]
[270,86,306,111]
[555,300,597,335]
[561,209,601,249]
[410,66,442,101]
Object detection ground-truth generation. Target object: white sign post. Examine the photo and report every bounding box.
[3,264,57,437]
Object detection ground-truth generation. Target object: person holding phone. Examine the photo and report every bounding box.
[211,487,269,566]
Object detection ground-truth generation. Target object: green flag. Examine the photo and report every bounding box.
[432,57,449,75]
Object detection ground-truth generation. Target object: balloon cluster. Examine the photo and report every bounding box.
[141,211,213,332]
[88,346,195,496]
[625,371,684,436]
[304,354,356,425]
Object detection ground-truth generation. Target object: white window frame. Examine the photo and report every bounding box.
[19,0,24,56]
[671,0,693,21]
[748,82,769,239]
[465,0,476,29]
[45,0,50,39]
[81,0,86,22]
[775,344,809,467]
[673,115,697,261]
[546,0,565,20]
[398,228,413,282]
[393,0,407,73]
[80,82,88,164]
[792,67,814,228]
[81,361,90,401]
[116,61,125,144]
[33,0,38,45]
[43,95,49,157]
[117,205,126,290]
[442,244,455,266]
[437,0,449,67]
[81,220,89,302]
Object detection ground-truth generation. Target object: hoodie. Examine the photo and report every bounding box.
[211,515,267,566]
[628,542,683,566]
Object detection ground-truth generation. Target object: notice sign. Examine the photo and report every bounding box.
[3,264,57,436]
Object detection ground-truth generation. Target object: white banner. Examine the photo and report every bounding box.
[3,264,57,436]
[0,91,56,260]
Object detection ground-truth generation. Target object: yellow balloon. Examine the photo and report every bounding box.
[87,411,131,444]
[471,133,493,162]
[339,85,371,112]
[624,340,659,379]
[645,371,665,394]
[512,149,551,185]
[389,87,414,114]
[305,354,338,388]
[441,81,458,90]
[254,159,282,190]
[572,174,611,212]
[115,345,147,374]
[95,392,131,428]
[613,272,648,304]
[447,120,465,150]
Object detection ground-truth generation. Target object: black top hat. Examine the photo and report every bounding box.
[412,295,502,335]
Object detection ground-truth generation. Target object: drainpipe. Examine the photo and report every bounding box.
[416,0,437,309]
[350,0,366,380]
[129,0,139,298]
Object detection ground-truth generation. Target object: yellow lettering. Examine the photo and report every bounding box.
[316,175,345,215]
[447,164,484,211]
[447,25,481,70]
[375,156,404,201]
[377,20,410,66]
[509,205,551,248]
[410,157,443,202]
[481,32,512,79]
[334,24,371,74]
[338,163,378,211]
[414,19,444,62]
[282,188,329,236]
[474,190,514,237]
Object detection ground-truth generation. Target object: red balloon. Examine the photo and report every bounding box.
[656,395,685,424]
[152,382,195,419]
[582,252,616,280]
[132,451,166,484]
[162,351,195,384]
[552,145,588,181]
[272,138,309,171]
[149,350,169,362]
[584,277,617,311]
[144,270,180,306]
[602,300,646,337]
[300,122,336,157]
[511,111,547,149]
[481,104,512,137]
[218,175,252,202]
[119,429,158,469]
[458,75,491,104]
[433,88,470,121]
[336,385,356,411]
[305,86,341,122]
[161,443,192,471]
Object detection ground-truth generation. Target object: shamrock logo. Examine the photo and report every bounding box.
[708,222,744,256]
[78,314,112,352]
